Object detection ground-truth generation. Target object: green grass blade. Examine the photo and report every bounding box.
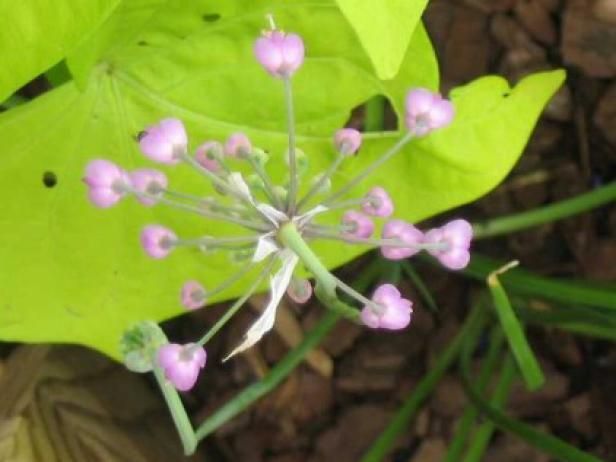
[465,254,616,310]
[401,261,440,314]
[488,263,544,390]
[444,326,505,462]
[473,182,616,239]
[460,325,604,462]
[361,303,486,462]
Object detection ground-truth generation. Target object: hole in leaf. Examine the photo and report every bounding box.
[502,92,511,98]
[43,171,57,188]
[137,40,149,46]
[202,13,221,22]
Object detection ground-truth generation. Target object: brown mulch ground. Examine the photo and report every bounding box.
[1,0,615,461]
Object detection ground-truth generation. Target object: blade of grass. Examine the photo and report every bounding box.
[459,323,603,462]
[361,302,486,462]
[401,261,440,314]
[364,95,386,131]
[487,262,544,390]
[464,254,616,310]
[461,353,517,462]
[444,326,505,462]
[473,182,616,239]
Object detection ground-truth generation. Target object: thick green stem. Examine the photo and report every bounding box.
[278,223,337,297]
[153,366,197,455]
[473,182,616,239]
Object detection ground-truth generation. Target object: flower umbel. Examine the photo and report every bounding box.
[84,16,470,394]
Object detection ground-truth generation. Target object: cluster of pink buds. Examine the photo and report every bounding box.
[85,16,467,392]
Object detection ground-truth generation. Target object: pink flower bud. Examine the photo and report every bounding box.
[140,225,177,259]
[361,284,412,330]
[342,211,374,239]
[195,141,223,172]
[254,30,305,78]
[362,187,394,217]
[334,128,362,155]
[157,343,207,391]
[83,159,130,208]
[287,278,312,304]
[405,88,454,136]
[224,132,252,158]
[129,169,168,206]
[424,219,472,270]
[181,280,207,310]
[139,118,187,164]
[381,220,424,260]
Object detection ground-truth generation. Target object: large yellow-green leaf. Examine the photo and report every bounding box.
[0,0,564,360]
[0,0,121,100]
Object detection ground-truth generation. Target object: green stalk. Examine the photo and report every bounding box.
[364,95,386,131]
[473,182,616,239]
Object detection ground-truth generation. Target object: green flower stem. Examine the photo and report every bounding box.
[153,365,197,455]
[278,222,337,297]
[297,152,346,211]
[324,131,413,205]
[364,95,386,132]
[473,182,616,239]
[195,309,340,441]
[361,303,485,462]
[284,77,298,215]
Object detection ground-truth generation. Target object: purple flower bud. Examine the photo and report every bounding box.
[195,141,223,172]
[361,284,412,330]
[381,220,424,260]
[334,128,362,155]
[129,168,168,206]
[254,30,305,78]
[181,280,207,310]
[362,187,394,217]
[287,278,312,304]
[424,219,472,270]
[342,211,374,239]
[405,88,454,136]
[139,118,187,164]
[83,159,131,208]
[224,132,252,158]
[157,343,206,391]
[140,225,177,259]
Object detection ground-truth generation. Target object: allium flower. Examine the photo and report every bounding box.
[362,187,394,217]
[181,280,207,310]
[85,17,470,366]
[141,225,177,259]
[129,169,168,206]
[254,28,305,78]
[334,128,362,155]
[361,284,413,330]
[83,159,130,208]
[424,219,473,270]
[381,220,424,260]
[139,118,187,164]
[157,343,206,391]
[405,89,454,136]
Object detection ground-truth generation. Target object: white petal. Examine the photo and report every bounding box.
[224,250,298,361]
[227,172,255,203]
[253,233,278,262]
[257,203,288,227]
[294,205,329,227]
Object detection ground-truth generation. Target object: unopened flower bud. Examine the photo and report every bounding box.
[310,173,331,194]
[342,211,374,239]
[361,284,412,330]
[334,128,362,155]
[141,225,177,259]
[139,118,187,164]
[362,187,394,217]
[381,220,423,260]
[225,132,252,158]
[424,219,472,270]
[254,29,305,78]
[405,88,454,136]
[129,168,168,206]
[287,278,312,304]
[181,280,207,310]
[157,343,207,391]
[195,141,223,172]
[83,159,131,208]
